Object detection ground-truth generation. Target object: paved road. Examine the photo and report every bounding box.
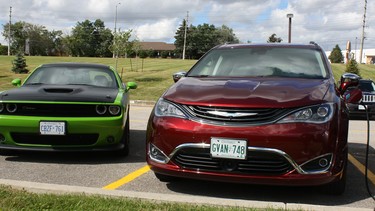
[0,105,374,210]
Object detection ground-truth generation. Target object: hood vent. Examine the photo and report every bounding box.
[43,88,74,93]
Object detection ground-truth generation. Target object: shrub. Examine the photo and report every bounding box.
[11,52,29,74]
[328,44,344,63]
[346,58,360,76]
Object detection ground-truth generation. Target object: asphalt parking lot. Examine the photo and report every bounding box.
[0,104,374,210]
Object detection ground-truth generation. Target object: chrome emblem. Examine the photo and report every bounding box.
[207,111,257,118]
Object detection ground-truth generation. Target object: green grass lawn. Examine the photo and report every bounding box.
[1,56,375,102]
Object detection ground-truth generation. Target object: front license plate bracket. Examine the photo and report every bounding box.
[40,121,66,135]
[210,137,247,160]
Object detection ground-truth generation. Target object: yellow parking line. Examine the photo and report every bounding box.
[348,153,375,185]
[102,165,150,190]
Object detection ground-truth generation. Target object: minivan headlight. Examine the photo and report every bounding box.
[155,98,187,118]
[278,103,334,124]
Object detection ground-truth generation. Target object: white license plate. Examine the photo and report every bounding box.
[358,105,367,110]
[210,138,247,160]
[40,122,66,135]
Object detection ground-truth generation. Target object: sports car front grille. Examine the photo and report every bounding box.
[172,148,293,175]
[11,133,98,145]
[1,103,118,117]
[182,105,292,124]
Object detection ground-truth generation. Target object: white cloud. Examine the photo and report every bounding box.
[135,18,179,41]
[0,0,373,51]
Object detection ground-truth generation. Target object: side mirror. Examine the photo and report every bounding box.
[126,81,137,91]
[11,78,21,87]
[172,71,186,83]
[339,73,360,95]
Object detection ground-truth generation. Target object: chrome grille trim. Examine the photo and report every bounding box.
[168,143,331,175]
[181,105,293,126]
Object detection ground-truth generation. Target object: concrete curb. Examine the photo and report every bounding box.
[0,179,371,211]
[130,100,155,107]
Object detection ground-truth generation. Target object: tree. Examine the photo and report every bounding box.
[328,45,344,63]
[346,58,360,76]
[0,44,7,55]
[267,34,282,43]
[110,30,132,58]
[11,52,28,74]
[66,19,113,57]
[174,21,239,59]
[2,21,66,56]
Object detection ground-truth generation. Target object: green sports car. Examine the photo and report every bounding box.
[0,63,137,156]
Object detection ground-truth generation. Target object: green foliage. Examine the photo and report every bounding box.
[2,21,64,56]
[174,21,239,59]
[65,19,113,57]
[110,30,133,58]
[139,50,148,59]
[329,44,344,63]
[0,44,7,55]
[267,34,282,43]
[11,52,29,73]
[346,58,360,76]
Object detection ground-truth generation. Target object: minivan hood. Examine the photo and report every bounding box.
[163,77,330,108]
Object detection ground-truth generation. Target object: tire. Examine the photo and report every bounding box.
[115,113,130,157]
[154,173,176,182]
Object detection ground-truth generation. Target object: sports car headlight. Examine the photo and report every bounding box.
[108,106,121,115]
[278,103,334,124]
[0,103,3,113]
[6,104,17,113]
[154,98,187,118]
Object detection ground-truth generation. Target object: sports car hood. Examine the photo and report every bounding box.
[0,85,118,103]
[163,77,331,108]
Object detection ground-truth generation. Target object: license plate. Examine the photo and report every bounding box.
[40,122,66,135]
[358,105,366,110]
[210,137,247,160]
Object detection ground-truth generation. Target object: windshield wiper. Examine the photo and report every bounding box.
[26,82,44,85]
[189,75,210,77]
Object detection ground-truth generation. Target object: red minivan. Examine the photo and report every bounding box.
[146,43,362,195]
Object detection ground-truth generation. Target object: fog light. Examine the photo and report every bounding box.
[149,143,169,164]
[107,136,115,143]
[318,158,329,167]
[300,153,333,173]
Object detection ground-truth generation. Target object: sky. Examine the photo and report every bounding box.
[0,0,373,52]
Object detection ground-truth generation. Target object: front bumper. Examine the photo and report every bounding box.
[146,115,347,186]
[0,115,125,151]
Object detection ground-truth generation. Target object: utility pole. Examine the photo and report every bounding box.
[182,11,188,60]
[8,6,12,56]
[359,0,367,64]
[113,2,120,59]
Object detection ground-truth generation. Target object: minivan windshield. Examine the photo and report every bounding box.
[188,47,329,79]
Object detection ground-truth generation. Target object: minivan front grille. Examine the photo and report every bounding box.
[183,105,292,125]
[172,147,293,175]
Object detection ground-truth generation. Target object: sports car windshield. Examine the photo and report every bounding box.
[24,66,118,88]
[188,47,329,79]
